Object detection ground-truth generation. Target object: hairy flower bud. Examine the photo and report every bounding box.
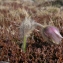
[42,26,63,44]
[20,17,37,39]
[20,17,44,39]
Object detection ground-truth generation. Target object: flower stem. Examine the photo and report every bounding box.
[22,36,27,52]
[35,22,45,28]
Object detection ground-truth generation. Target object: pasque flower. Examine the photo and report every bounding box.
[20,15,63,52]
[42,26,63,44]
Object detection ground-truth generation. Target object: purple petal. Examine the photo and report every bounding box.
[43,26,63,44]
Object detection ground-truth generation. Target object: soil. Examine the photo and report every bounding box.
[0,0,63,63]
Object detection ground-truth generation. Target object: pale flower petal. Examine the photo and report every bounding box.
[42,26,63,44]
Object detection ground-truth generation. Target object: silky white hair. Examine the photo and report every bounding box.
[19,16,44,42]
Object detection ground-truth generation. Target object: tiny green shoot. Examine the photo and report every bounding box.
[22,36,27,52]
